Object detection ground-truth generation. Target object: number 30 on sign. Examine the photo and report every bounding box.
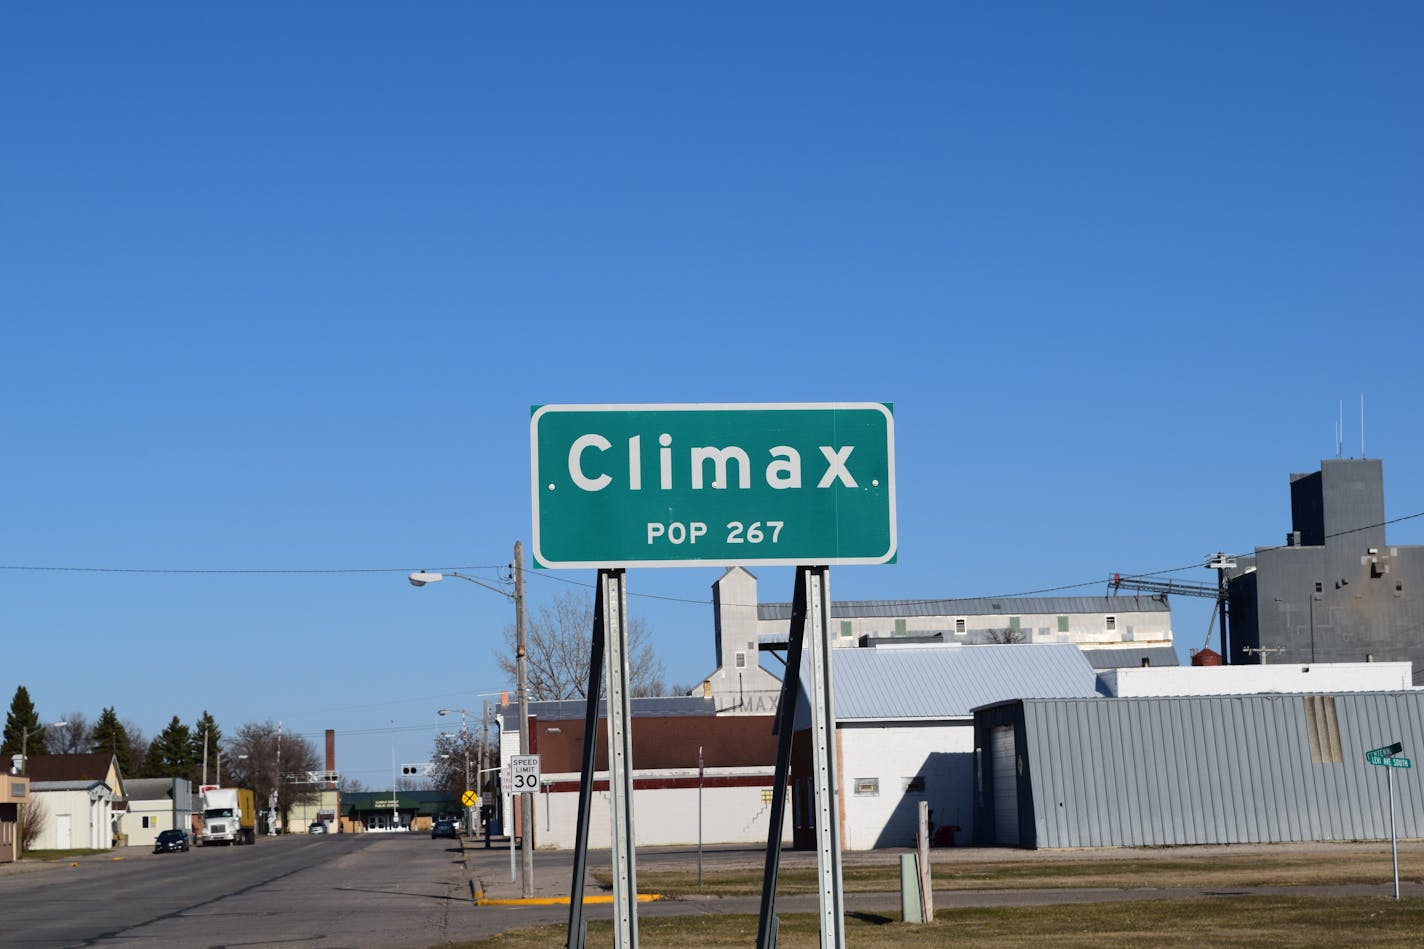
[509,754,541,792]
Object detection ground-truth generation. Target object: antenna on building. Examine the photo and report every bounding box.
[1335,401,1343,459]
[1361,392,1366,458]
[1241,645,1286,664]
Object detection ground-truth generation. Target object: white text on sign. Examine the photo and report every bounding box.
[567,435,860,493]
[646,521,785,546]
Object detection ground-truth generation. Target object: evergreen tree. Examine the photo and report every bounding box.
[1,685,46,759]
[142,716,194,778]
[90,706,134,777]
[189,710,222,786]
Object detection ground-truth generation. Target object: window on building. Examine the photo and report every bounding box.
[1106,615,1117,632]
[894,618,907,636]
[1058,615,1070,633]
[142,816,153,828]
[954,618,966,635]
[854,777,879,796]
[1008,617,1021,633]
[735,651,746,670]
[1315,581,1324,594]
[841,620,854,638]
[903,775,926,793]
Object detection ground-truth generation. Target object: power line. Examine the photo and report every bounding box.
[4,508,1420,610]
[0,563,503,575]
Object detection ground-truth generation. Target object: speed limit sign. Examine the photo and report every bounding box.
[510,754,541,792]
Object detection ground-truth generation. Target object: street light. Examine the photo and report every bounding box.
[20,720,69,765]
[409,541,533,897]
[439,708,472,834]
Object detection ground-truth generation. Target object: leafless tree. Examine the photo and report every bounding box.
[984,625,1028,645]
[339,775,366,794]
[122,718,149,773]
[428,729,480,794]
[222,721,321,830]
[496,591,667,700]
[51,713,91,754]
[21,794,48,852]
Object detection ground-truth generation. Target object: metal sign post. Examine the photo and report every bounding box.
[803,566,846,947]
[602,568,639,947]
[1365,742,1410,899]
[564,582,606,949]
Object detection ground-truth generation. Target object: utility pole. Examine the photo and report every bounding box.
[515,540,534,897]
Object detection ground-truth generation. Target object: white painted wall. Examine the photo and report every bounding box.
[30,788,113,850]
[837,721,974,850]
[1100,661,1415,697]
[122,799,186,847]
[536,768,792,849]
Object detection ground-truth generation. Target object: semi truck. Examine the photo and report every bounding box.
[200,787,257,845]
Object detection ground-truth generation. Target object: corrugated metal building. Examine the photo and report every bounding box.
[974,691,1424,848]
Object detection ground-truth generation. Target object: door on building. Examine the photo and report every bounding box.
[57,814,72,850]
[989,725,1019,846]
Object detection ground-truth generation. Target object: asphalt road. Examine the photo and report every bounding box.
[5,836,1420,948]
[1,833,486,948]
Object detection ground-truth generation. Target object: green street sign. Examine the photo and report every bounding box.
[1368,742,1404,757]
[1366,753,1412,769]
[530,403,896,568]
[1387,757,1412,769]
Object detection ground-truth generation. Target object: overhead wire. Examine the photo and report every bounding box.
[2,509,1420,612]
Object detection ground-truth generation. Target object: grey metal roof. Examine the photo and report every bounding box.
[829,643,1099,721]
[1078,645,1180,669]
[997,691,1424,848]
[125,778,188,801]
[515,695,717,723]
[758,595,1169,622]
[30,779,104,792]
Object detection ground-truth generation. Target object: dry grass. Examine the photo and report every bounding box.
[437,897,1424,948]
[594,847,1423,897]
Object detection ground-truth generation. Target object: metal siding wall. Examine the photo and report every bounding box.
[1019,692,1424,848]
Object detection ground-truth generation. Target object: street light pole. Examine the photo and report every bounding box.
[514,540,534,898]
[408,548,534,897]
[440,708,471,834]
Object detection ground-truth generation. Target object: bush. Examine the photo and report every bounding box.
[20,795,47,852]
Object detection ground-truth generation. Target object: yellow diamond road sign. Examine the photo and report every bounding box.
[461,790,478,807]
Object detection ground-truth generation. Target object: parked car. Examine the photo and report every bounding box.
[154,829,190,853]
[431,820,458,840]
[308,821,328,834]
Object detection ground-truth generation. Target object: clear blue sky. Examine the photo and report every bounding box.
[4,3,1421,788]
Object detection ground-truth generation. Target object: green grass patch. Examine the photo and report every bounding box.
[20,849,108,860]
[435,897,1424,948]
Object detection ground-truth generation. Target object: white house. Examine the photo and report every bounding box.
[791,642,1100,850]
[122,777,193,848]
[25,753,126,850]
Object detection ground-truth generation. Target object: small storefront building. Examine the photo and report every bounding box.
[340,791,461,833]
[2,769,29,862]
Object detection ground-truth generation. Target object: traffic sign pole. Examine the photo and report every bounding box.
[1390,764,1400,900]
[1366,741,1408,899]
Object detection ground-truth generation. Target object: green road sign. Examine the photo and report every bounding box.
[1368,742,1404,757]
[1387,757,1412,769]
[1367,753,1412,769]
[530,403,896,568]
